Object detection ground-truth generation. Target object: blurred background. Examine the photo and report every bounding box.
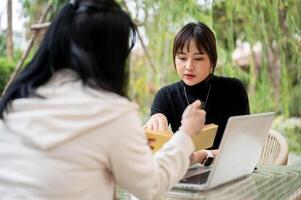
[0,0,300,160]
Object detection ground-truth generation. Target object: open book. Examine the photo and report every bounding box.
[145,124,218,153]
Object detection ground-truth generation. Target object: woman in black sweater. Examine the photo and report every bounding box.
[145,22,250,163]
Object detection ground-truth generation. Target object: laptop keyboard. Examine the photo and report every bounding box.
[180,170,210,184]
[184,165,211,178]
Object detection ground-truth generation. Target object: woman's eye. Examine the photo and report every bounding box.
[195,58,204,61]
[178,57,186,61]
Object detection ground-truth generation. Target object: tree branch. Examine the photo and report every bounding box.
[120,0,157,74]
[3,2,51,95]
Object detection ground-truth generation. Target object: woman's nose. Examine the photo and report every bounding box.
[185,59,194,70]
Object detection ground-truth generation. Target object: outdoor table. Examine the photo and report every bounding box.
[117,165,301,200]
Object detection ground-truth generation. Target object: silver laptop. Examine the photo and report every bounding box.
[174,112,275,191]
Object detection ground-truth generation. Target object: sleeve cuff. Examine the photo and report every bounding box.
[169,130,195,156]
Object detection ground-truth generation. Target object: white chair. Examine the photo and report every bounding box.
[258,129,289,165]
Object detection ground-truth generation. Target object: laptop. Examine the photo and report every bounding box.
[174,112,275,191]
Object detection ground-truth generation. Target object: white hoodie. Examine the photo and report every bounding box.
[0,69,194,200]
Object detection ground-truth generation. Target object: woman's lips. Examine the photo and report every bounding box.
[184,74,196,80]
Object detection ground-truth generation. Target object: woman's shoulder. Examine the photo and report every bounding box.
[38,72,139,112]
[86,88,138,109]
[156,81,182,94]
[213,75,246,90]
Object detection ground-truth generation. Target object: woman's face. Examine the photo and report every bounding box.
[175,39,212,86]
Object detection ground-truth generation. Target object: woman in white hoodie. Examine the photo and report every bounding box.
[0,0,206,199]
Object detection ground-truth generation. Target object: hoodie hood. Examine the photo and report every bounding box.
[2,69,138,150]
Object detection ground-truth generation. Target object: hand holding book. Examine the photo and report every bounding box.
[145,123,218,153]
[145,100,218,153]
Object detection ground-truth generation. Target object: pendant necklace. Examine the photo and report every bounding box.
[183,83,212,110]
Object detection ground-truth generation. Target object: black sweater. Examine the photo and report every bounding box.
[151,75,250,149]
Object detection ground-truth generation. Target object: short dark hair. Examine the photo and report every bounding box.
[0,0,137,118]
[172,22,217,70]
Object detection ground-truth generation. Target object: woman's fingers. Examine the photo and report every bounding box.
[182,100,202,119]
[180,100,206,137]
[190,100,202,110]
[144,113,168,131]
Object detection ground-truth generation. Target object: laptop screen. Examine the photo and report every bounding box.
[174,112,274,190]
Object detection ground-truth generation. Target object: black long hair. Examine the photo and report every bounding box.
[0,0,137,118]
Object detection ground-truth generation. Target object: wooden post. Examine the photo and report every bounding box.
[6,0,13,60]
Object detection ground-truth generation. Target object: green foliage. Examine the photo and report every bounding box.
[20,0,68,19]
[0,57,16,94]
[211,0,301,117]
[273,116,301,153]
[19,0,68,37]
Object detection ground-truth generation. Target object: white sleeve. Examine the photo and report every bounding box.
[108,110,194,200]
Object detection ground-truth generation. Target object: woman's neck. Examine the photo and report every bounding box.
[181,74,213,94]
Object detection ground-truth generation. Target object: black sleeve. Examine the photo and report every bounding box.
[150,87,169,117]
[150,84,186,132]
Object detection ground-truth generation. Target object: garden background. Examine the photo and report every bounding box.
[0,0,300,158]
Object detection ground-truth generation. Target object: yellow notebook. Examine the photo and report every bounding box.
[145,124,218,153]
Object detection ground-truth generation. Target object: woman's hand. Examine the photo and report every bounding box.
[190,149,219,165]
[143,113,168,131]
[179,100,206,137]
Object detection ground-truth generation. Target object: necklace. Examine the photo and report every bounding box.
[183,83,212,110]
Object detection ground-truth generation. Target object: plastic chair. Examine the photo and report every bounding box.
[258,129,289,165]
